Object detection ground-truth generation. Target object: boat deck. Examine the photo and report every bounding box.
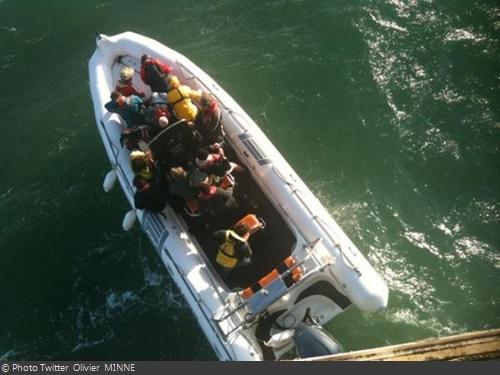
[179,156,297,290]
[110,56,297,290]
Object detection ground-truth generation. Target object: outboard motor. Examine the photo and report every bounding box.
[293,308,343,359]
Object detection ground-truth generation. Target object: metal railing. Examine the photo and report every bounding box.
[211,242,331,339]
[271,165,361,276]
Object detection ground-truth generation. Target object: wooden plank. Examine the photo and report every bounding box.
[299,328,500,361]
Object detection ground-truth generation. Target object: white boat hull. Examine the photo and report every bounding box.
[89,31,389,361]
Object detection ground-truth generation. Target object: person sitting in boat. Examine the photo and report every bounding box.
[197,93,225,146]
[166,166,202,214]
[142,92,173,129]
[213,221,253,277]
[104,91,144,128]
[197,180,238,215]
[130,150,156,181]
[196,145,244,178]
[130,150,169,212]
[195,147,230,177]
[115,66,145,98]
[140,54,172,93]
[133,175,167,213]
[166,75,202,123]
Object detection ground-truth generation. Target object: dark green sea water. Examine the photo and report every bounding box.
[0,0,499,360]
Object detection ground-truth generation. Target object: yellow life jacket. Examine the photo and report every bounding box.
[167,86,198,121]
[216,230,245,269]
[136,166,154,181]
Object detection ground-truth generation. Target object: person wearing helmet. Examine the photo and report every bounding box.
[140,54,172,93]
[166,75,202,123]
[115,66,145,97]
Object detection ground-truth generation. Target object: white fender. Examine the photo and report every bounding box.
[103,169,117,192]
[122,209,137,231]
[265,329,295,348]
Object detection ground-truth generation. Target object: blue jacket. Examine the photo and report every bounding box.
[105,95,144,127]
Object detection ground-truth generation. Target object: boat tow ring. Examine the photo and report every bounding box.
[244,313,256,323]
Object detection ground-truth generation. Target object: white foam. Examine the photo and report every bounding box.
[106,290,138,310]
[370,12,408,33]
[453,236,494,261]
[144,270,163,287]
[444,29,486,42]
[0,349,23,360]
[404,231,442,258]
[388,0,418,18]
[386,307,464,336]
[0,185,15,200]
[434,223,452,236]
[419,127,461,160]
[432,86,465,104]
[0,25,16,33]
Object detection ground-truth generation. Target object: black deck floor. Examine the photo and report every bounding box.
[179,154,297,290]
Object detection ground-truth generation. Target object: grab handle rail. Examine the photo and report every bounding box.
[212,250,327,324]
[227,109,250,133]
[272,165,295,186]
[313,215,361,276]
[213,260,332,338]
[176,60,196,81]
[271,164,361,276]
[100,119,134,197]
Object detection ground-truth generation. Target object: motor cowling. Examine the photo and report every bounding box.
[294,323,343,359]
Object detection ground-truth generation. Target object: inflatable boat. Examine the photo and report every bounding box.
[88,32,389,361]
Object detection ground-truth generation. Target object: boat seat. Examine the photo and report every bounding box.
[247,276,289,316]
[242,256,303,316]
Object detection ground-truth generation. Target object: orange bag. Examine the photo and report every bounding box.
[236,214,265,235]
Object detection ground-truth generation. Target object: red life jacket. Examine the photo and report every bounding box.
[154,106,172,122]
[116,84,143,97]
[198,186,217,199]
[196,153,222,171]
[202,101,219,125]
[140,58,172,84]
